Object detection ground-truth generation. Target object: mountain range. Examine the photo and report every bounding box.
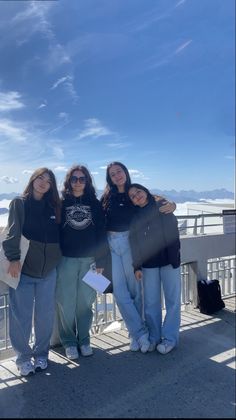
[0,188,234,204]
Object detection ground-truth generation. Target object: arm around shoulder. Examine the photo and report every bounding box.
[155,196,176,214]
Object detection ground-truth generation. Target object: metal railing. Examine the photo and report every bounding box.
[208,255,236,297]
[177,213,224,235]
[1,255,235,354]
[0,211,235,355]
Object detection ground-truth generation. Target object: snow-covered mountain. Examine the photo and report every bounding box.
[0,188,234,203]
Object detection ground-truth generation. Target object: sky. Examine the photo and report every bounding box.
[0,0,235,194]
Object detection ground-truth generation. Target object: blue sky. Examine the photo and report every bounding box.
[0,0,235,194]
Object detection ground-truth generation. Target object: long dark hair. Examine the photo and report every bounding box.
[23,167,61,223]
[102,162,132,209]
[61,164,97,201]
[128,183,155,205]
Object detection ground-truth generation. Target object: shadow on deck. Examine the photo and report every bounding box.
[0,297,235,419]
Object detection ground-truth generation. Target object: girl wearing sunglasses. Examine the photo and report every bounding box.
[56,165,111,360]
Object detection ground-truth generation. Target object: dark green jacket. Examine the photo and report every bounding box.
[3,196,61,278]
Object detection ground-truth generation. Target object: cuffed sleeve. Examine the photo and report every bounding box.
[2,198,24,261]
[129,215,143,272]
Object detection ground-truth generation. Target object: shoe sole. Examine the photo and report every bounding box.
[156,347,175,355]
[81,352,93,357]
[18,370,35,376]
[66,355,79,360]
[35,366,47,372]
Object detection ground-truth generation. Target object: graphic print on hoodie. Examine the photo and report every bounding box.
[60,196,105,260]
[64,204,92,230]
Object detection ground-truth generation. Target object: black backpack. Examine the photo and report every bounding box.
[197,279,225,315]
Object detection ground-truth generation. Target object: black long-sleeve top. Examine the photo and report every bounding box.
[101,192,136,232]
[129,199,181,271]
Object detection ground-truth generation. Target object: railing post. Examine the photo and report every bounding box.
[187,262,198,308]
[193,216,198,235]
[200,214,205,235]
[187,259,208,308]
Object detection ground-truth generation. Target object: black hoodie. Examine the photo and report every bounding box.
[129,199,181,271]
[60,194,111,273]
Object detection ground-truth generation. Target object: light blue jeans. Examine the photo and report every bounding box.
[9,269,56,366]
[107,231,147,341]
[56,256,97,348]
[142,265,181,346]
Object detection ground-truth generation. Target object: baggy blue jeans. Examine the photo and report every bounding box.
[142,265,181,346]
[107,231,148,341]
[56,256,97,348]
[9,269,56,366]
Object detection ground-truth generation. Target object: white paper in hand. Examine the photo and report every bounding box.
[82,270,111,293]
[0,235,29,289]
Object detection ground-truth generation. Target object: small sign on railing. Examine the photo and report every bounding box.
[222,209,236,234]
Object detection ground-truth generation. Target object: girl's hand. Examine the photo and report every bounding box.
[96,268,104,274]
[7,260,21,278]
[135,270,143,281]
[159,200,176,214]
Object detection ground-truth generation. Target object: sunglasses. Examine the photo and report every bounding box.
[70,175,86,184]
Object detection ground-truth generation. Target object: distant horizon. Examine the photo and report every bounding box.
[0,187,234,195]
[0,196,234,229]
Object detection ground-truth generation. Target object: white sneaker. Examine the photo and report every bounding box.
[138,334,151,354]
[156,342,175,355]
[129,338,140,352]
[80,344,93,357]
[17,361,35,377]
[65,346,79,360]
[34,358,48,372]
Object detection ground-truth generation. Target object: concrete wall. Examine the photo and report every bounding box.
[180,232,235,280]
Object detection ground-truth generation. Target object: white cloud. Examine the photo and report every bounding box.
[51,75,78,102]
[46,112,70,134]
[175,40,192,55]
[128,169,149,180]
[52,146,64,160]
[12,1,55,41]
[22,169,33,175]
[47,43,71,69]
[59,112,69,120]
[107,142,130,149]
[91,171,99,175]
[0,119,28,142]
[79,118,112,140]
[58,112,70,124]
[0,91,25,112]
[38,100,47,109]
[0,176,19,184]
[175,0,186,8]
[11,2,72,73]
[51,76,71,90]
[54,166,68,172]
[99,166,107,170]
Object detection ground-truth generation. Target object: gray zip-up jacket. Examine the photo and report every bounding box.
[3,196,61,278]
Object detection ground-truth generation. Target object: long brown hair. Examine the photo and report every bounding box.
[61,164,97,201]
[23,168,61,223]
[102,162,132,209]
